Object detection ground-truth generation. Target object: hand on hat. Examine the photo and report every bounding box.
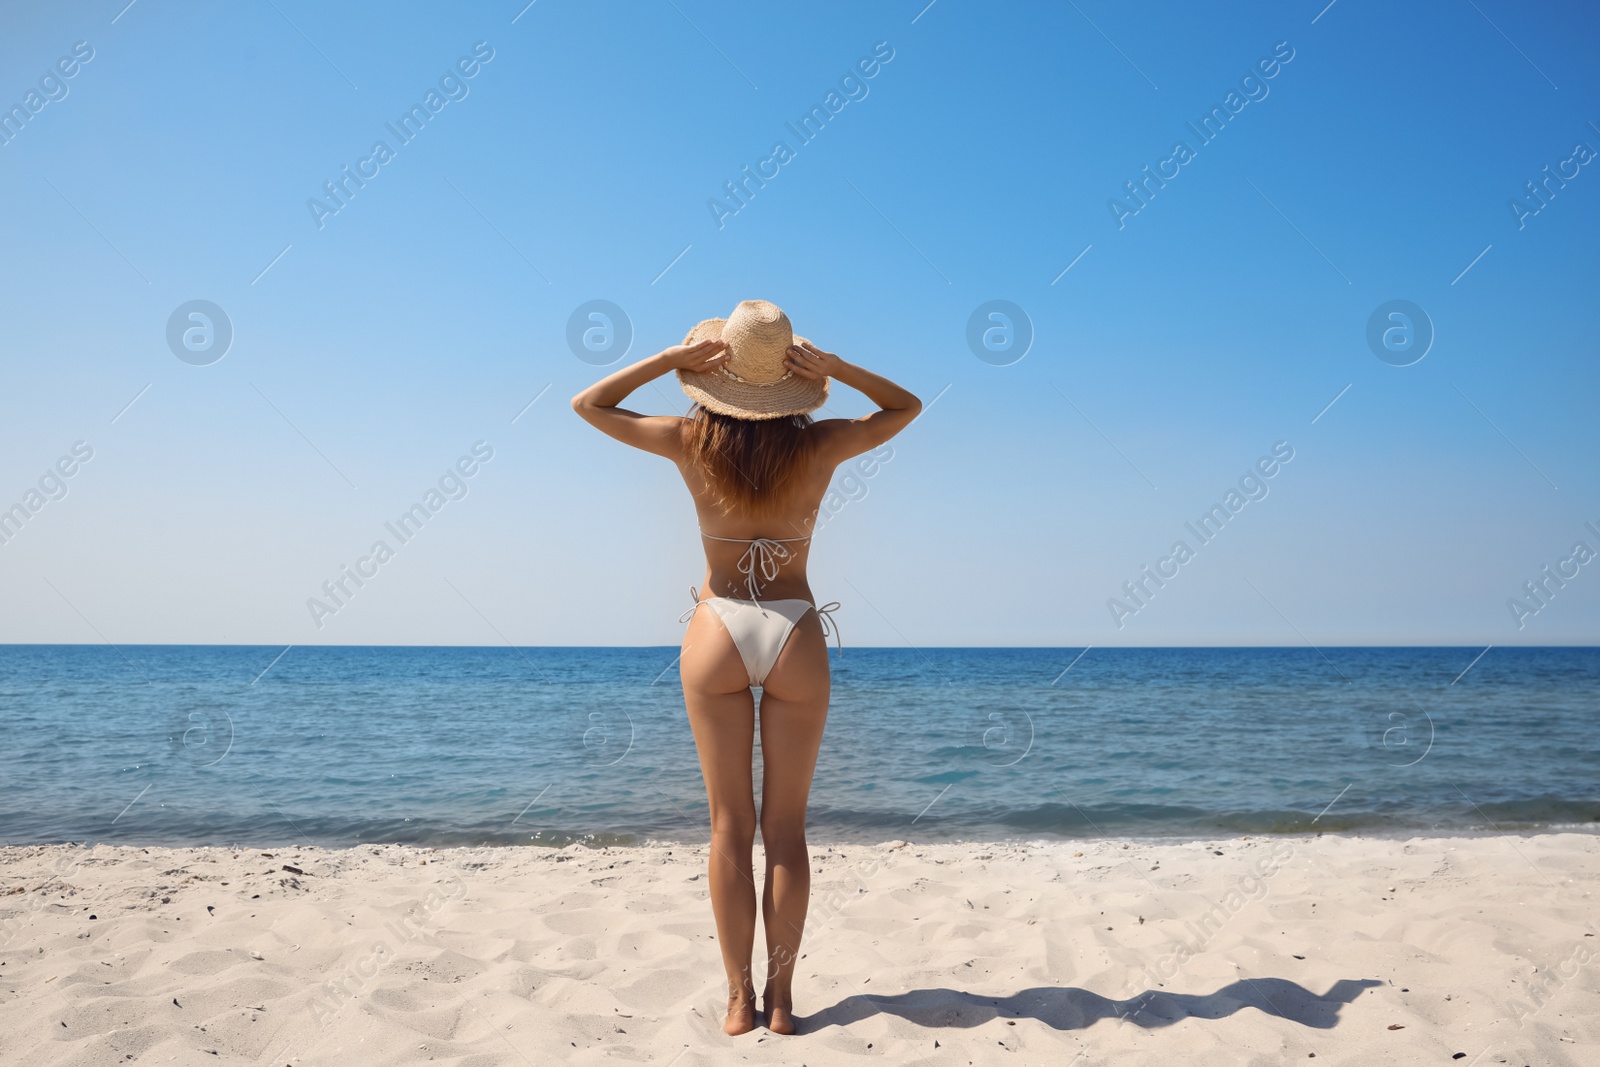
[783,340,841,380]
[660,338,729,371]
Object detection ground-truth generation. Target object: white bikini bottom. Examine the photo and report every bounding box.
[681,593,841,687]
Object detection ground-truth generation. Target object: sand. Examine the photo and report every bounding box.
[1,832,1595,1066]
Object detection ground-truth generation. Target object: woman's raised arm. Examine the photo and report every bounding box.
[570,340,728,458]
[784,341,921,461]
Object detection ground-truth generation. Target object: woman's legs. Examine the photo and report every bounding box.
[753,612,831,1035]
[680,609,761,1035]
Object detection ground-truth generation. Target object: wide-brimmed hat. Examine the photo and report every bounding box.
[676,299,828,420]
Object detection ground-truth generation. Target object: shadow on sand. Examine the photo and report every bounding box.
[803,978,1381,1034]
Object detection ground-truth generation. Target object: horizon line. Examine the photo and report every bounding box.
[1,642,1595,651]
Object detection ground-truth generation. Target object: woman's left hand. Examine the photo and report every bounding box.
[658,339,729,371]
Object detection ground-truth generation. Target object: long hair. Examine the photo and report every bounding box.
[684,404,817,518]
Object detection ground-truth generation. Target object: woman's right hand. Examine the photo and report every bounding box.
[784,340,844,379]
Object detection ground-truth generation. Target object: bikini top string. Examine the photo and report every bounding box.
[700,532,810,602]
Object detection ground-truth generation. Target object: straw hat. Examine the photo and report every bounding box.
[676,299,828,420]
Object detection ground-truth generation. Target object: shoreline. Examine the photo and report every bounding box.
[5,821,1598,853]
[3,832,1595,1064]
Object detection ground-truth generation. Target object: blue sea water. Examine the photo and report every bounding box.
[1,646,1596,848]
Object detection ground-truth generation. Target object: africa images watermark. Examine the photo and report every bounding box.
[1506,518,1600,630]
[810,444,894,535]
[307,41,496,229]
[0,441,95,548]
[0,845,96,950]
[731,847,902,1016]
[1132,839,1297,992]
[1107,441,1295,629]
[1108,40,1296,230]
[306,442,495,628]
[304,873,468,1028]
[707,40,896,229]
[1507,936,1594,1030]
[0,40,95,148]
[1508,122,1596,231]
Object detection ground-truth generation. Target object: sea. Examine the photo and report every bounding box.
[1,645,1596,849]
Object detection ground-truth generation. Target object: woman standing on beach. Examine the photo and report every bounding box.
[572,299,920,1036]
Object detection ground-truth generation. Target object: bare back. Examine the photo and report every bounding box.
[675,420,852,603]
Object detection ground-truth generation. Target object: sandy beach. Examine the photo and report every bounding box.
[1,833,1595,1066]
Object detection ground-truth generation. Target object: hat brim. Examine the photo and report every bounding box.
[676,318,828,420]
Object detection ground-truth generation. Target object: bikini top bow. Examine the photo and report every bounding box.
[731,537,795,600]
[699,531,811,601]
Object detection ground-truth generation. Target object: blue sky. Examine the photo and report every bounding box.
[1,0,1596,646]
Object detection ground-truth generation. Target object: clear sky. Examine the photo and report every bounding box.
[1,0,1596,647]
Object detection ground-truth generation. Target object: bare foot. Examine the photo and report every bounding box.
[724,993,757,1036]
[762,987,796,1035]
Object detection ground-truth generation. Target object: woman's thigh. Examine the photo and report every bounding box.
[756,613,831,825]
[680,608,758,824]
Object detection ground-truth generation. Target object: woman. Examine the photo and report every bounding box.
[571,299,920,1036]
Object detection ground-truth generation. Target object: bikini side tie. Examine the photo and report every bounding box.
[678,586,703,624]
[813,600,843,656]
[680,586,842,655]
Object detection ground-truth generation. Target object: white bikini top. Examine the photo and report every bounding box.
[700,529,811,601]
